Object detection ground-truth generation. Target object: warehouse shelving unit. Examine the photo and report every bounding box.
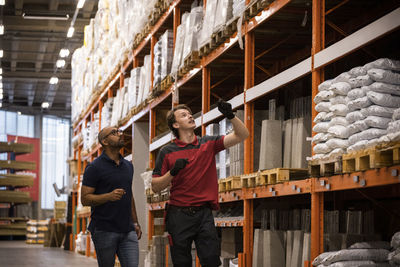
[0,141,35,237]
[72,0,400,265]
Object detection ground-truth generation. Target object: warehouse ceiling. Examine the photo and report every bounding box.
[0,0,98,119]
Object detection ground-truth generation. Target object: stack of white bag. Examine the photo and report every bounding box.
[347,58,400,152]
[389,232,400,266]
[312,241,392,267]
[312,77,352,160]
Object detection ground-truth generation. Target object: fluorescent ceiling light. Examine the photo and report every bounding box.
[0,93,3,99]
[49,77,59,85]
[22,13,69,21]
[0,25,4,35]
[0,50,3,58]
[17,111,21,115]
[59,48,70,58]
[0,103,2,108]
[0,89,2,94]
[0,68,2,74]
[0,0,4,6]
[41,102,50,109]
[67,27,74,38]
[77,0,85,9]
[0,82,2,89]
[56,59,66,68]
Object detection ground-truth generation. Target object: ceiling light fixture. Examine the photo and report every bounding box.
[0,82,2,89]
[0,93,3,99]
[49,77,59,85]
[59,48,70,58]
[0,102,2,108]
[41,102,50,109]
[22,13,70,21]
[0,68,2,74]
[56,59,66,68]
[0,25,4,35]
[0,89,2,94]
[0,50,3,58]
[0,0,4,6]
[17,111,21,115]
[67,27,74,38]
[77,0,86,9]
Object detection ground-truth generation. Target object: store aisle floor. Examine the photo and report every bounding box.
[0,241,98,267]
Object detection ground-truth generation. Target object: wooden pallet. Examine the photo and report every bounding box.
[342,145,395,173]
[376,142,400,165]
[199,42,212,57]
[240,172,258,188]
[245,0,270,19]
[309,156,343,177]
[257,168,309,185]
[0,160,36,170]
[0,173,34,187]
[149,7,162,26]
[219,176,241,192]
[183,51,200,69]
[160,75,173,91]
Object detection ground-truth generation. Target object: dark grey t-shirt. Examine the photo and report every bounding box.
[82,151,134,233]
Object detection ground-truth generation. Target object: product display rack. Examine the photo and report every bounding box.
[71,0,400,266]
[0,141,35,237]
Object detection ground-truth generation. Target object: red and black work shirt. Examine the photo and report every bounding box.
[152,135,225,209]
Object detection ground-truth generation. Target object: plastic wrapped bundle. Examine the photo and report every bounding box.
[129,67,141,109]
[213,0,233,33]
[199,0,218,48]
[153,41,162,87]
[160,30,174,80]
[182,7,203,61]
[171,13,189,76]
[232,0,246,18]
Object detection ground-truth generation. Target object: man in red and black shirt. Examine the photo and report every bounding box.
[152,100,249,267]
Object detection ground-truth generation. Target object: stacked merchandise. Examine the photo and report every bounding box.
[53,201,66,221]
[252,209,311,267]
[71,0,158,123]
[170,13,188,77]
[137,55,152,107]
[145,235,172,267]
[232,0,246,18]
[219,118,230,178]
[206,123,220,177]
[26,220,48,244]
[313,232,400,267]
[160,30,174,81]
[213,0,233,33]
[198,0,218,48]
[128,67,141,110]
[153,39,162,88]
[101,97,114,130]
[312,58,400,160]
[88,112,99,148]
[110,85,129,126]
[229,110,244,176]
[220,228,243,267]
[81,122,90,153]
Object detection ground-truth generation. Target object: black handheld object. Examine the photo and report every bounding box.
[170,158,189,176]
[217,100,235,120]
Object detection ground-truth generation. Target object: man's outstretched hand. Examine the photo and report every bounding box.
[218,100,235,120]
[170,158,189,176]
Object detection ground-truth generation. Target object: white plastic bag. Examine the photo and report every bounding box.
[368,82,400,96]
[353,119,369,132]
[314,90,334,104]
[321,249,390,265]
[347,140,368,152]
[349,128,387,145]
[330,95,348,105]
[330,116,349,127]
[313,143,331,154]
[318,79,333,91]
[364,116,391,129]
[347,88,366,100]
[348,75,373,88]
[312,133,333,144]
[349,66,367,77]
[330,104,349,116]
[326,138,349,149]
[364,58,400,71]
[314,112,328,123]
[328,125,350,138]
[361,105,395,118]
[368,68,400,85]
[330,82,352,95]
[313,122,330,133]
[348,97,372,111]
[315,102,332,112]
[367,91,400,108]
[347,124,360,135]
[329,148,346,157]
[332,72,353,83]
[346,111,365,123]
[393,108,400,120]
[388,120,400,134]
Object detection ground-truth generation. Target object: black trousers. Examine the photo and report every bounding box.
[166,205,221,267]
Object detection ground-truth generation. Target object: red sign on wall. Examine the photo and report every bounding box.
[7,135,40,201]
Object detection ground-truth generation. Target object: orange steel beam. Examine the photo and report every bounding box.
[246,0,290,33]
[244,30,254,175]
[255,63,272,77]
[325,0,350,16]
[243,199,253,267]
[311,190,324,261]
[173,6,180,50]
[99,100,103,131]
[202,67,210,136]
[311,0,325,259]
[120,72,124,88]
[148,211,154,242]
[133,56,139,68]
[238,253,243,267]
[196,255,200,267]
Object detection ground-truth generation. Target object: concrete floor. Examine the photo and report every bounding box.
[0,241,98,266]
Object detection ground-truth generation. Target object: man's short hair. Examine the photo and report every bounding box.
[167,104,192,138]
